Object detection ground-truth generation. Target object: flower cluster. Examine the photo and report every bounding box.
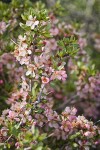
[32,104,100,149]
[14,35,31,65]
[0,94,100,150]
[13,12,67,86]
[0,53,23,83]
[76,73,100,100]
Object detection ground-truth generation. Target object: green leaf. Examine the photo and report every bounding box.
[14,123,21,129]
[31,124,35,134]
[36,146,43,150]
[69,132,80,140]
[11,127,19,136]
[73,143,78,148]
[32,82,38,99]
[38,133,47,141]
[21,14,28,21]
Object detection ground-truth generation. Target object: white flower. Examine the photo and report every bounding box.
[20,57,30,65]
[26,16,39,30]
[27,49,32,55]
[26,70,32,76]
[26,20,33,27]
[18,35,26,42]
[19,49,27,57]
[21,43,28,49]
[26,64,36,77]
[31,20,39,30]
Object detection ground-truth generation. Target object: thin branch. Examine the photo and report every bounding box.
[5,134,12,143]
[24,147,31,150]
[34,84,45,106]
[30,35,37,92]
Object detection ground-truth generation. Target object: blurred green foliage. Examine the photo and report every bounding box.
[60,0,100,70]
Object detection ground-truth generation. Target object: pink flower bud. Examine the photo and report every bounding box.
[0,80,3,84]
[41,76,49,84]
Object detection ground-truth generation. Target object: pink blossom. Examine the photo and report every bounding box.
[50,27,59,36]
[0,80,3,84]
[51,70,67,81]
[15,142,21,149]
[44,39,57,51]
[41,76,49,84]
[84,131,94,138]
[21,76,29,91]
[78,38,87,50]
[20,56,30,65]
[8,110,17,119]
[0,21,6,34]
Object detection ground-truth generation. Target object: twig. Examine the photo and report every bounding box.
[11,39,18,46]
[34,84,45,106]
[45,133,54,139]
[24,147,31,150]
[5,134,12,143]
[30,35,37,92]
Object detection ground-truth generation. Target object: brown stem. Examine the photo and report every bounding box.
[34,84,45,106]
[5,134,12,143]
[30,35,37,91]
